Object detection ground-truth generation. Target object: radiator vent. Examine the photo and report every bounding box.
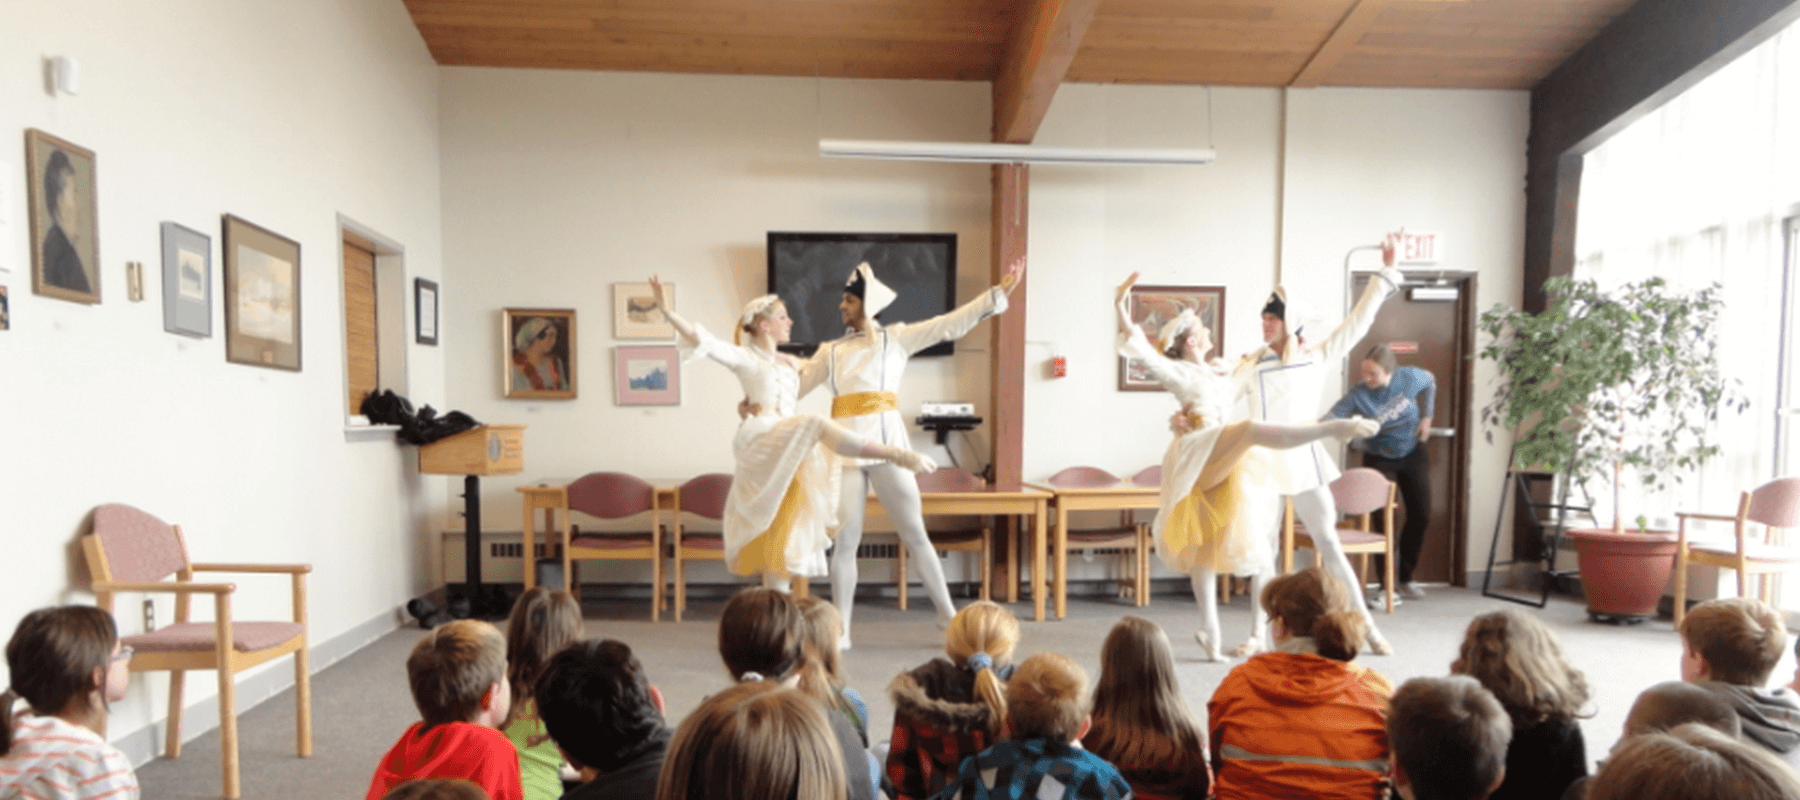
[853,543,901,559]
[489,542,553,559]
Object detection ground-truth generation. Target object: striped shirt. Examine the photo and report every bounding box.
[0,714,139,800]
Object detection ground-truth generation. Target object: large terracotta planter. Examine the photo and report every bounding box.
[1566,527,1679,623]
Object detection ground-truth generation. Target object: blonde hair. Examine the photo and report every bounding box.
[734,297,785,347]
[1681,597,1788,686]
[2,606,118,755]
[1454,609,1591,727]
[1007,652,1089,743]
[408,619,507,728]
[945,601,1019,739]
[1084,616,1205,775]
[1588,723,1800,800]
[504,586,583,726]
[1262,567,1366,661]
[655,682,848,800]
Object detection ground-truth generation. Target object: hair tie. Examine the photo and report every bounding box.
[966,652,994,672]
[739,672,765,683]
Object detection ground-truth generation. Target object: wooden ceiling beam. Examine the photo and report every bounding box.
[1289,0,1390,88]
[992,0,1101,144]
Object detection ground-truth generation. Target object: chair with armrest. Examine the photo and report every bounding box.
[1281,467,1398,613]
[1675,477,1800,626]
[81,503,310,800]
[564,471,664,621]
[898,467,993,608]
[1045,466,1152,606]
[670,472,731,622]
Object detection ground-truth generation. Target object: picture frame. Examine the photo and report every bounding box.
[0,286,9,331]
[615,345,680,406]
[613,282,674,339]
[161,222,211,337]
[504,307,576,399]
[1118,284,1226,391]
[222,214,302,371]
[25,129,99,304]
[415,278,438,346]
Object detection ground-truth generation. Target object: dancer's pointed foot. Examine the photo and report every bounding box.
[1230,636,1265,658]
[837,633,853,652]
[1367,632,1393,656]
[1332,417,1381,439]
[936,612,955,631]
[1193,630,1225,662]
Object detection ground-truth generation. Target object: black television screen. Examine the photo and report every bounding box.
[766,232,958,357]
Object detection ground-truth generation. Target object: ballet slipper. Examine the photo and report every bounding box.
[936,613,954,631]
[1230,636,1265,658]
[837,633,853,652]
[1367,632,1394,656]
[1193,630,1225,662]
[1333,418,1381,439]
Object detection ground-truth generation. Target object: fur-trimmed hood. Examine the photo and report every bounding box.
[888,658,994,734]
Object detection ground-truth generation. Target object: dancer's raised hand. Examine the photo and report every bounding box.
[999,256,1026,294]
[648,274,671,310]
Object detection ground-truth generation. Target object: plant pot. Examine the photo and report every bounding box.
[1565,527,1679,623]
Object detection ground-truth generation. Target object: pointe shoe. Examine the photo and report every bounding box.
[1230,636,1265,658]
[1367,633,1394,656]
[1193,630,1225,662]
[891,448,939,474]
[1336,418,1381,439]
[837,633,853,652]
[936,613,955,631]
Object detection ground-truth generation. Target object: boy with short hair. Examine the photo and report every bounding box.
[366,620,523,800]
[1679,596,1800,767]
[1385,676,1511,800]
[533,638,671,800]
[932,652,1132,800]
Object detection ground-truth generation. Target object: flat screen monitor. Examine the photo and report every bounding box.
[766,231,957,357]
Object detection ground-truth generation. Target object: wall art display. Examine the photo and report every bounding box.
[504,307,575,399]
[161,222,211,337]
[415,278,438,346]
[615,345,679,406]
[0,286,9,330]
[1118,284,1225,391]
[613,281,674,339]
[223,214,302,371]
[25,129,99,304]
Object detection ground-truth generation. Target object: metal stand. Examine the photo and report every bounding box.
[451,474,509,619]
[1482,469,1595,607]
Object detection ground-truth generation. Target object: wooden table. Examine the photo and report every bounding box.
[1025,482,1161,619]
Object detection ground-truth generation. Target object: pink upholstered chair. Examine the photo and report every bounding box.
[1130,465,1163,487]
[82,503,311,799]
[1282,467,1398,613]
[564,472,664,621]
[1045,466,1152,606]
[900,467,993,607]
[1675,477,1800,625]
[670,473,731,622]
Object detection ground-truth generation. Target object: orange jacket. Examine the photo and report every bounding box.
[1207,650,1392,800]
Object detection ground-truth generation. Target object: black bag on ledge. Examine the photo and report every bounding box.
[359,390,480,445]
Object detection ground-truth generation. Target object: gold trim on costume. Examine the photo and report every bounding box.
[831,391,898,418]
[733,475,805,577]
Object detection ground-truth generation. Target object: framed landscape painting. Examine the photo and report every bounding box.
[223,214,301,370]
[615,345,679,406]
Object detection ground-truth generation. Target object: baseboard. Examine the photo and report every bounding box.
[114,603,407,767]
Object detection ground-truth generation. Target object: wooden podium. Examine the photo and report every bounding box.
[419,425,525,616]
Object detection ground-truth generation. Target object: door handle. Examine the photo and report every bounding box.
[1429,427,1456,438]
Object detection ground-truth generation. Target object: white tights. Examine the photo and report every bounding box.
[831,462,956,646]
[755,419,879,594]
[1288,485,1386,642]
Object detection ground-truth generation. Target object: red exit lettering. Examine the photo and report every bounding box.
[1398,231,1441,264]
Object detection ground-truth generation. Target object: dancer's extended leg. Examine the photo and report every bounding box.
[831,466,869,650]
[868,462,957,626]
[1291,486,1392,654]
[817,421,938,473]
[1187,567,1224,662]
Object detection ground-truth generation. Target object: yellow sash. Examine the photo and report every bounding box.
[831,391,898,418]
[733,475,806,577]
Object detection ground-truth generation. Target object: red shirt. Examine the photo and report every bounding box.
[365,721,523,800]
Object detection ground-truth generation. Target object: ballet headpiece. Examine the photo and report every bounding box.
[740,294,782,328]
[844,262,897,317]
[1158,309,1201,354]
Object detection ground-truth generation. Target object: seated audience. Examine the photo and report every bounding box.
[797,596,872,745]
[655,681,847,800]
[1586,723,1800,800]
[934,652,1132,800]
[535,638,671,800]
[365,619,523,800]
[1560,680,1744,800]
[1386,676,1512,800]
[501,587,583,800]
[886,600,1018,800]
[1679,597,1800,767]
[382,778,492,799]
[0,606,138,800]
[1083,615,1210,800]
[1452,609,1590,800]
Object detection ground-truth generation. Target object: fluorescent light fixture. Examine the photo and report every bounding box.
[819,138,1214,167]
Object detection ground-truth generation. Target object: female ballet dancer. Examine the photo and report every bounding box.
[649,276,934,591]
[1115,273,1377,661]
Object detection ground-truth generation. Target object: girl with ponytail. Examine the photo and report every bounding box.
[501,587,584,800]
[1,605,138,799]
[884,600,1019,800]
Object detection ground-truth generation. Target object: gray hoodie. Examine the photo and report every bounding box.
[1697,680,1800,768]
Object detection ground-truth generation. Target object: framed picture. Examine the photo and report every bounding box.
[504,307,576,399]
[1,286,9,330]
[26,129,99,304]
[613,282,674,339]
[1118,284,1226,391]
[615,345,680,406]
[223,214,302,371]
[415,278,438,346]
[161,222,211,337]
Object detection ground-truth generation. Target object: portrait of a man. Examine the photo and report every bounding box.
[27,130,99,304]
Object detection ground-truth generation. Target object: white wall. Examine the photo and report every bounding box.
[1,0,444,754]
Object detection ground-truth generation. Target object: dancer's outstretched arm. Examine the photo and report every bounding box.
[648,274,699,346]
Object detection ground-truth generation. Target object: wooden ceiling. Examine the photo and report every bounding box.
[404,0,1639,91]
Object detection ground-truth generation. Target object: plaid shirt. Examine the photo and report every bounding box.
[931,738,1133,800]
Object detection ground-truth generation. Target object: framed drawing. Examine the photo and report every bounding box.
[223,214,302,371]
[26,129,100,304]
[504,307,576,399]
[415,278,438,346]
[615,345,680,406]
[161,222,211,337]
[613,282,674,339]
[1118,284,1226,391]
[0,286,9,330]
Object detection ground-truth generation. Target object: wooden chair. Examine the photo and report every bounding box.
[564,472,664,621]
[1046,466,1152,606]
[670,473,731,622]
[1675,477,1800,626]
[82,503,311,799]
[1281,467,1398,613]
[899,467,993,608]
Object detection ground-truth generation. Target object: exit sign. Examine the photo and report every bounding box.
[1397,231,1443,264]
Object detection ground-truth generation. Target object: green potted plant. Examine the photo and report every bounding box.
[1478,275,1745,621]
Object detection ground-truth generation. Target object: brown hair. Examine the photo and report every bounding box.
[944,600,1019,740]
[1083,616,1206,777]
[504,587,583,726]
[381,778,492,800]
[1624,681,1741,739]
[2,606,118,754]
[408,619,507,728]
[718,588,832,706]
[1261,567,1365,661]
[1386,676,1512,800]
[1364,343,1398,374]
[1007,652,1089,743]
[1680,597,1788,686]
[1454,609,1592,727]
[655,682,847,800]
[1589,723,1800,800]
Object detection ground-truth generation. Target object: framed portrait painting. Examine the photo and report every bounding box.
[223,215,302,371]
[1118,284,1225,391]
[504,308,576,399]
[415,278,438,346]
[615,345,680,406]
[161,222,211,337]
[613,282,674,339]
[26,129,100,304]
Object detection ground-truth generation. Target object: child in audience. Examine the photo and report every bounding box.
[0,606,138,800]
[797,595,871,744]
[1586,722,1800,800]
[885,600,1018,800]
[382,778,493,800]
[1559,680,1744,800]
[366,619,523,800]
[1452,609,1590,800]
[655,681,848,800]
[1385,676,1512,800]
[934,652,1131,800]
[502,587,583,800]
[1678,597,1800,767]
[1083,615,1210,800]
[535,638,671,800]
[1208,567,1391,800]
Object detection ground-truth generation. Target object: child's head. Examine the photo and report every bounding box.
[2,606,124,746]
[381,778,492,800]
[1588,722,1800,800]
[794,596,845,683]
[1452,609,1591,726]
[535,638,664,773]
[1262,567,1366,661]
[1006,652,1090,743]
[1086,616,1204,769]
[407,619,508,729]
[1622,681,1740,740]
[655,681,847,800]
[945,600,1019,739]
[718,588,805,683]
[1679,597,1787,686]
[504,587,582,723]
[1385,676,1512,800]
